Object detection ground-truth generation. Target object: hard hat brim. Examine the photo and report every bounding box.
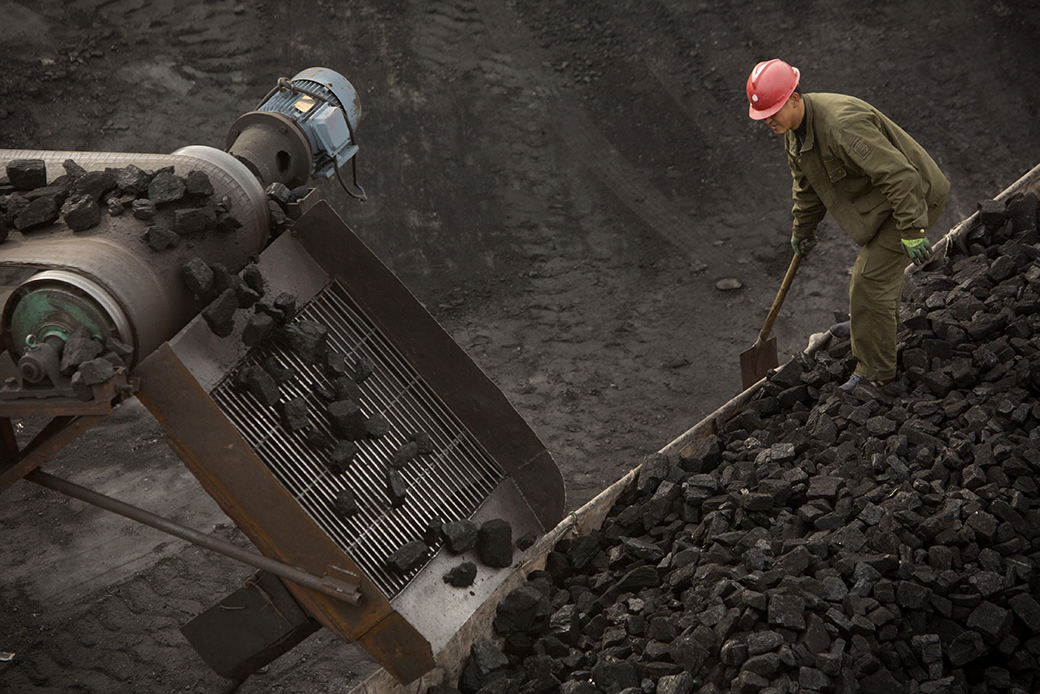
[748,101,787,120]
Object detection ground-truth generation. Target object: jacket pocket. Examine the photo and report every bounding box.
[824,157,846,183]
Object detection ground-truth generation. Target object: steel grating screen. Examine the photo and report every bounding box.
[210,281,506,598]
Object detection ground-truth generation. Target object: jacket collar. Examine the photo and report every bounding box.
[786,94,816,157]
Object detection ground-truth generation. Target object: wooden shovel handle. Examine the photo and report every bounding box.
[755,254,802,345]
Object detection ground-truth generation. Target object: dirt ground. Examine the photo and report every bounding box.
[1,0,1038,691]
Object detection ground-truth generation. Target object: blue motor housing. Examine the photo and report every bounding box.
[257,68,361,180]
[226,68,363,190]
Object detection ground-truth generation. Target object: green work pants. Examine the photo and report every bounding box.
[849,199,945,381]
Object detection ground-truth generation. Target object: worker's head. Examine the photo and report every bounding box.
[746,59,802,133]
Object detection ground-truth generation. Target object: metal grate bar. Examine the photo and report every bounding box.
[210,281,505,598]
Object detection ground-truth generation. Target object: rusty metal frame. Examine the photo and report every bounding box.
[0,370,139,493]
[134,343,437,684]
[131,202,565,684]
[0,415,106,493]
[0,389,363,605]
[0,369,139,417]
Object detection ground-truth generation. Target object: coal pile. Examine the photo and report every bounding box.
[443,195,1040,694]
[58,325,134,397]
[0,157,242,245]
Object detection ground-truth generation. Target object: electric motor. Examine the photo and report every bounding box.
[226,68,362,190]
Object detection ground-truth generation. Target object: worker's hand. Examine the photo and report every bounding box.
[902,236,932,265]
[790,234,818,258]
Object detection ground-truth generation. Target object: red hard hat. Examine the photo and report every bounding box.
[747,59,800,120]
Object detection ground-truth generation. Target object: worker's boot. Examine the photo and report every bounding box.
[839,374,862,393]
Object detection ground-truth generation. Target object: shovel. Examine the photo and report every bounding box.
[740,253,802,390]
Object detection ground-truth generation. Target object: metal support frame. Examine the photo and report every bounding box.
[0,361,362,605]
[25,468,362,605]
[0,369,138,493]
[0,415,106,493]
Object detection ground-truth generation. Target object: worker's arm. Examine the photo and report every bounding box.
[788,155,826,238]
[788,157,826,256]
[836,117,931,240]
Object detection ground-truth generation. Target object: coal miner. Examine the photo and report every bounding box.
[746,59,949,392]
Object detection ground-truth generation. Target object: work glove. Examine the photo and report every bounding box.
[791,234,818,258]
[902,235,932,265]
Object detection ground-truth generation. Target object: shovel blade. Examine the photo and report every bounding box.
[740,336,778,390]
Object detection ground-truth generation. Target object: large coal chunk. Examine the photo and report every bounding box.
[387,469,408,507]
[132,198,157,220]
[70,170,116,202]
[148,170,186,204]
[591,659,639,693]
[7,159,46,190]
[411,430,435,454]
[273,292,297,321]
[1007,191,1038,233]
[493,583,551,635]
[76,357,115,386]
[423,517,444,547]
[279,397,310,432]
[281,320,329,363]
[115,164,151,195]
[173,207,213,235]
[444,562,477,588]
[304,428,334,450]
[458,639,509,694]
[241,264,265,296]
[261,356,295,386]
[332,376,362,403]
[241,312,276,347]
[202,288,238,337]
[366,412,390,438]
[444,520,478,553]
[25,186,69,209]
[13,196,59,230]
[209,263,235,295]
[184,170,214,198]
[478,519,513,568]
[334,488,360,518]
[144,225,179,251]
[181,257,214,296]
[60,326,104,374]
[231,277,261,309]
[355,355,375,383]
[236,366,280,407]
[327,441,358,474]
[387,540,428,574]
[327,399,367,441]
[391,441,418,469]
[61,194,101,231]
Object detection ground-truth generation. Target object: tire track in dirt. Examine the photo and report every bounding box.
[467,0,722,276]
[434,1,752,505]
[29,0,284,152]
[408,0,577,291]
[487,1,771,286]
[551,103,726,271]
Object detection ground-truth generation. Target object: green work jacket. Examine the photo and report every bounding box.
[786,93,950,246]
